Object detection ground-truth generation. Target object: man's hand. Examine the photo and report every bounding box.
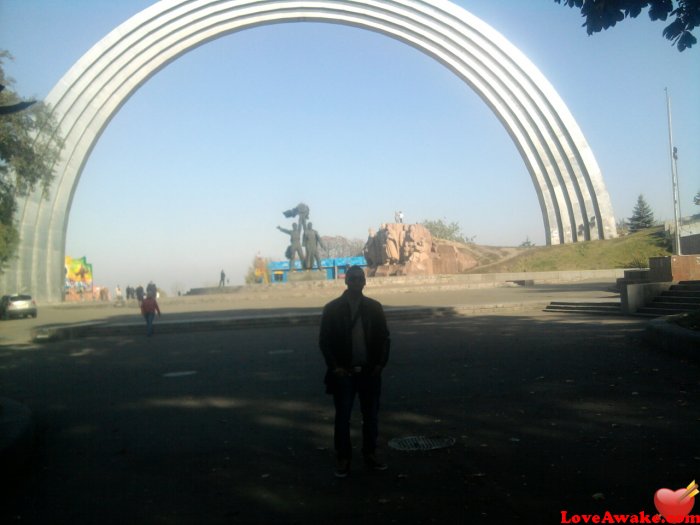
[333,367,350,377]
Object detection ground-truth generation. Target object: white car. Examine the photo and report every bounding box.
[0,294,38,319]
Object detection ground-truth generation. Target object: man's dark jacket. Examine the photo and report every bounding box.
[319,291,390,393]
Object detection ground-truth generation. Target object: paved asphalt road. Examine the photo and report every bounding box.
[1,302,698,524]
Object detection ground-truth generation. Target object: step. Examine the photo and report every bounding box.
[647,301,700,311]
[655,295,700,304]
[671,284,700,292]
[660,290,700,298]
[545,306,621,312]
[545,302,622,315]
[636,307,686,317]
[548,301,620,308]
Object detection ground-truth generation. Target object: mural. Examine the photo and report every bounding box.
[64,256,93,296]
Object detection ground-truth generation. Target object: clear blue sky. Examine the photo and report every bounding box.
[1,0,699,293]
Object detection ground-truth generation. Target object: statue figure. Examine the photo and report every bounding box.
[303,222,326,271]
[277,223,305,271]
[384,224,401,264]
[405,224,431,262]
[282,203,310,233]
[363,228,377,267]
[375,224,388,265]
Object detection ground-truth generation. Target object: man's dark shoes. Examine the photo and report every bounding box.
[334,458,350,478]
[364,454,388,471]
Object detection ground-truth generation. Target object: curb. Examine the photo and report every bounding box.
[645,316,700,358]
[31,302,547,342]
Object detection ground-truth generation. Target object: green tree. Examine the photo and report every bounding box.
[694,189,700,205]
[555,0,700,51]
[628,194,656,232]
[0,51,63,269]
[321,235,365,258]
[616,217,630,236]
[421,219,474,243]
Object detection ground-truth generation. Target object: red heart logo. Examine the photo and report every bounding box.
[654,488,695,524]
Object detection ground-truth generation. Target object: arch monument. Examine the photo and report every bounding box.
[2,0,617,302]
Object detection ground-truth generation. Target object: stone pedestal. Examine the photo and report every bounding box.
[288,271,327,282]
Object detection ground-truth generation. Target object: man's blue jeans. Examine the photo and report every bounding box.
[144,312,155,336]
[333,371,382,460]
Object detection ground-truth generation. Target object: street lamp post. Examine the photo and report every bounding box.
[665,88,682,256]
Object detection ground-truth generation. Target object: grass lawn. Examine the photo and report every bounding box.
[467,226,672,273]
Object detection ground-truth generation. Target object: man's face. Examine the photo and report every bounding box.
[345,269,366,293]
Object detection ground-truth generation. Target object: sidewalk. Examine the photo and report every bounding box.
[1,276,696,521]
[1,292,697,523]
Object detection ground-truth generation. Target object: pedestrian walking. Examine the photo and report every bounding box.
[319,265,391,478]
[135,285,144,305]
[140,294,161,337]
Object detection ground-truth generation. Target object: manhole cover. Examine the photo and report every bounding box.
[388,436,456,451]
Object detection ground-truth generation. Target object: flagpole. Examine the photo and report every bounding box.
[665,88,682,255]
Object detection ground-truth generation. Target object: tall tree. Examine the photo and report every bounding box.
[0,51,63,269]
[555,0,700,51]
[321,235,365,258]
[421,219,474,243]
[628,194,656,232]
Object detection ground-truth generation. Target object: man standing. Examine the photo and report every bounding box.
[219,269,226,287]
[319,265,390,478]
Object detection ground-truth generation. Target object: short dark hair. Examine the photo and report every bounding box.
[345,265,366,280]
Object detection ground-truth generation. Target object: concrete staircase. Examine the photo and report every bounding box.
[545,280,700,317]
[636,280,700,317]
[544,301,622,315]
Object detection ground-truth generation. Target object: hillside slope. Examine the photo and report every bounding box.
[436,227,673,273]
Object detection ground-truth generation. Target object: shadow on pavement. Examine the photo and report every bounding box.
[1,312,697,524]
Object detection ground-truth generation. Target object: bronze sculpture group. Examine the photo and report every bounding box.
[277,203,326,271]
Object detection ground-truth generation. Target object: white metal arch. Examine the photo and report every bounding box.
[3,0,617,302]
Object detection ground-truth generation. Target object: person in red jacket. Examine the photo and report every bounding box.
[140,292,161,337]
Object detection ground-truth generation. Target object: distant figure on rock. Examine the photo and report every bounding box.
[277,223,305,271]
